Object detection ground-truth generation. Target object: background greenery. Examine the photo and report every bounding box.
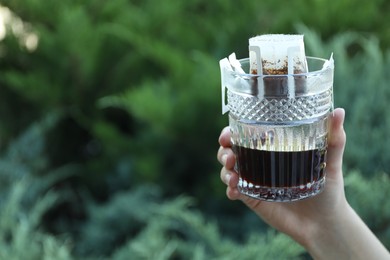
[0,0,389,259]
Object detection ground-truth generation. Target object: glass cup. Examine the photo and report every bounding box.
[220,56,334,202]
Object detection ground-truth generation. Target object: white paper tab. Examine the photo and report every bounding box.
[249,34,308,75]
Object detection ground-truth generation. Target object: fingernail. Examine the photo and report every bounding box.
[222,127,230,135]
[225,172,231,184]
[340,108,345,127]
[222,154,228,165]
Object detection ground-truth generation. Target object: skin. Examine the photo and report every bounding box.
[217,108,390,259]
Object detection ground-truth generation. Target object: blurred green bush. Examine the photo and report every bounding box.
[0,0,389,258]
[1,120,389,259]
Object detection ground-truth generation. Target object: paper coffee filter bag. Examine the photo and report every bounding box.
[249,34,308,75]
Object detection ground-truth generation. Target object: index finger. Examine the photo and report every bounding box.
[218,127,232,147]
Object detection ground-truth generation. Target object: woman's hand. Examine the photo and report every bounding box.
[217,108,390,259]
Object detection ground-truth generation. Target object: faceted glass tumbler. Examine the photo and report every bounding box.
[220,57,334,202]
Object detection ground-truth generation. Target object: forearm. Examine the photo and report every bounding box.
[306,204,390,260]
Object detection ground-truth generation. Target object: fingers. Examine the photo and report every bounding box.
[218,146,240,200]
[217,146,235,169]
[217,128,241,200]
[220,167,241,200]
[326,108,346,176]
[226,182,241,200]
[218,127,232,147]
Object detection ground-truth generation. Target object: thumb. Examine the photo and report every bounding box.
[326,108,346,177]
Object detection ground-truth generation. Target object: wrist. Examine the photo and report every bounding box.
[303,199,353,258]
[305,202,389,259]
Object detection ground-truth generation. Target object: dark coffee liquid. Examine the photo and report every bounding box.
[233,146,326,188]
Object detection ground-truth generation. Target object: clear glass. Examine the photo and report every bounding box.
[221,57,334,201]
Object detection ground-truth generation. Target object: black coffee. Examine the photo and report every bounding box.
[233,146,326,188]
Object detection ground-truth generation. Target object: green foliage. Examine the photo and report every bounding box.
[2,121,390,259]
[298,25,390,174]
[74,186,162,257]
[111,195,304,260]
[1,0,390,259]
[345,171,390,248]
[1,0,389,196]
[0,116,303,259]
[0,116,304,259]
[0,114,73,259]
[74,186,304,259]
[266,0,390,49]
[0,179,72,260]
